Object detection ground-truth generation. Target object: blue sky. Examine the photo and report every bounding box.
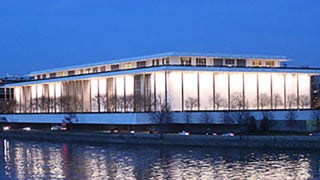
[0,0,319,76]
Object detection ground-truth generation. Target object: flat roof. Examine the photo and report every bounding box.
[7,65,319,87]
[29,52,287,75]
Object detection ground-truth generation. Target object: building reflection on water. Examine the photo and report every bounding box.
[0,139,319,179]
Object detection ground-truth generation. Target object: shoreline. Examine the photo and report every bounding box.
[1,130,320,149]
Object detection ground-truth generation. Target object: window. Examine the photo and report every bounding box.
[124,63,132,69]
[181,57,191,66]
[50,73,56,78]
[37,75,41,79]
[237,59,246,67]
[196,58,206,66]
[111,64,119,71]
[93,67,98,73]
[162,58,170,65]
[214,59,223,66]
[42,74,47,79]
[100,66,106,72]
[137,61,146,68]
[225,59,235,66]
[252,60,262,66]
[266,60,275,67]
[68,70,75,76]
[58,72,64,77]
[85,68,91,73]
[152,59,160,66]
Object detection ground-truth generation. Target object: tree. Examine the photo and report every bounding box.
[184,97,198,128]
[299,95,310,109]
[230,92,252,134]
[220,111,234,124]
[212,93,227,110]
[286,110,297,131]
[185,97,198,111]
[312,109,320,131]
[260,111,274,133]
[148,95,173,135]
[273,93,283,109]
[259,93,271,109]
[39,96,50,113]
[287,94,297,109]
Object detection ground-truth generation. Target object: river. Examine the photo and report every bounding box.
[0,138,319,179]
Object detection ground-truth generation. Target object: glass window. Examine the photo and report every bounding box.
[85,68,91,73]
[196,58,206,66]
[37,75,41,79]
[137,61,146,68]
[111,64,119,71]
[100,66,106,72]
[152,59,160,66]
[237,59,246,67]
[253,60,262,66]
[93,67,98,73]
[49,73,56,78]
[214,59,223,66]
[225,59,235,66]
[162,58,170,65]
[58,72,64,77]
[266,60,275,67]
[68,71,75,76]
[181,57,191,66]
[124,63,132,69]
[42,74,47,79]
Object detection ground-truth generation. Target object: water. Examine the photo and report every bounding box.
[0,138,319,180]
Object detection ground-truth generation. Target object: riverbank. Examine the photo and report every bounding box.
[1,130,320,149]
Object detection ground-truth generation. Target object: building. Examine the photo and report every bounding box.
[2,52,320,131]
[0,75,31,103]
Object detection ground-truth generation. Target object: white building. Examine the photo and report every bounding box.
[3,52,320,131]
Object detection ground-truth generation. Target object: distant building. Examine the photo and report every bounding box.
[3,52,320,131]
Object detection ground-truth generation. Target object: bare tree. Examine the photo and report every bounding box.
[220,112,234,124]
[212,93,227,110]
[230,92,245,110]
[299,95,310,109]
[286,110,297,131]
[260,111,274,133]
[259,93,271,109]
[201,112,211,125]
[287,94,297,109]
[39,96,50,113]
[185,97,198,111]
[230,92,252,134]
[106,95,117,112]
[312,109,320,131]
[273,93,283,109]
[148,95,173,135]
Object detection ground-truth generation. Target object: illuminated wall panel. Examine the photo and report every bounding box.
[14,87,21,112]
[214,73,229,110]
[229,73,243,103]
[298,74,311,108]
[199,72,213,110]
[244,73,257,109]
[168,71,182,111]
[285,74,298,108]
[258,73,271,109]
[183,72,198,110]
[91,79,98,112]
[125,75,134,96]
[271,74,285,109]
[154,72,166,100]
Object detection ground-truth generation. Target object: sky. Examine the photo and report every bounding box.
[0,0,319,76]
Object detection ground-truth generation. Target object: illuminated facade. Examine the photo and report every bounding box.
[3,52,320,127]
